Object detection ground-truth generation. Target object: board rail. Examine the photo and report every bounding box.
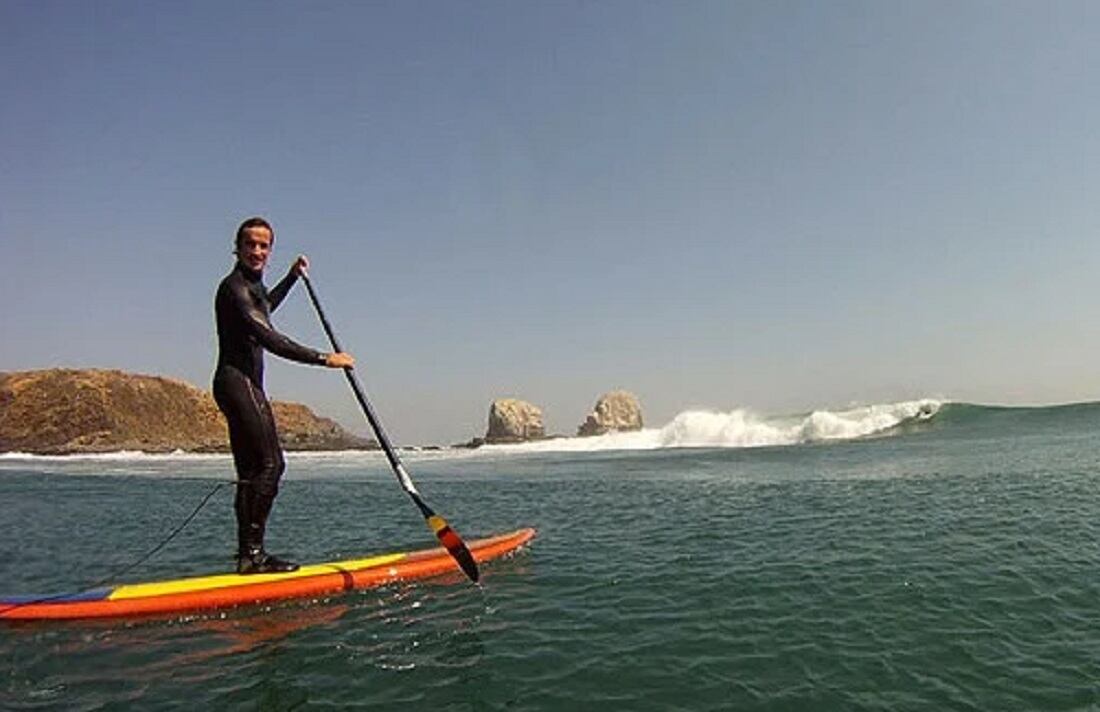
[1,528,535,621]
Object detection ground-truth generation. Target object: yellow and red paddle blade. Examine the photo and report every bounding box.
[425,512,479,583]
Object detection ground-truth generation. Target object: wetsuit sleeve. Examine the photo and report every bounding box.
[267,271,298,312]
[229,280,328,366]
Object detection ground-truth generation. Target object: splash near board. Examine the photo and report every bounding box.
[1,528,534,621]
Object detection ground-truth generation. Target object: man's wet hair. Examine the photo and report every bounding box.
[235,217,275,249]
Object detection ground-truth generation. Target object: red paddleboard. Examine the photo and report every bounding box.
[1,528,535,621]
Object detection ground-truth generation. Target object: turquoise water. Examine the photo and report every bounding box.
[2,402,1100,710]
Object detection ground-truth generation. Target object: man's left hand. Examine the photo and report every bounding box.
[292,255,310,277]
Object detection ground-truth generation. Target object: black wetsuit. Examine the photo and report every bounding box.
[213,263,326,561]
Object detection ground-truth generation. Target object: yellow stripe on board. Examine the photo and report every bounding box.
[108,553,407,600]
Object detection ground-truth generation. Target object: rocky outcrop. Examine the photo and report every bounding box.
[269,401,371,451]
[577,390,644,436]
[485,398,545,443]
[0,369,372,454]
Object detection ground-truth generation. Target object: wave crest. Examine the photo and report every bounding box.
[486,399,944,453]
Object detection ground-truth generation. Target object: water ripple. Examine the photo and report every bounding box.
[4,430,1100,709]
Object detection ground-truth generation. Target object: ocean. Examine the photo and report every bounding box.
[1,399,1099,711]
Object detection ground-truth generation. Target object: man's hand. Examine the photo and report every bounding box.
[291,255,310,277]
[325,352,355,369]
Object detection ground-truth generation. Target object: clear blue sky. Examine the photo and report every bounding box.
[4,1,1100,445]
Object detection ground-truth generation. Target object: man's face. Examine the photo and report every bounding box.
[238,226,273,273]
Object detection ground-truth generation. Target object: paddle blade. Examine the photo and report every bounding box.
[427,515,480,583]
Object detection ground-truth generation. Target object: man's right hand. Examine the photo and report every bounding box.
[325,352,355,369]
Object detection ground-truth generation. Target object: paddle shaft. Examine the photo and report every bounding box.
[300,272,479,583]
[301,274,418,498]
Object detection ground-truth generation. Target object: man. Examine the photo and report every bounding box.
[213,217,354,574]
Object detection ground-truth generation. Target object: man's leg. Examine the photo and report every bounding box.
[237,381,295,572]
[215,372,296,573]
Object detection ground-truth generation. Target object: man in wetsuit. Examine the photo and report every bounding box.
[214,217,354,574]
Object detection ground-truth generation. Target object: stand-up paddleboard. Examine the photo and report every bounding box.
[1,528,534,621]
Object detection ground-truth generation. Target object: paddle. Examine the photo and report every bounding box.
[300,272,480,583]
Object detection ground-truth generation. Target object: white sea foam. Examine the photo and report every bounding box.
[0,450,230,463]
[0,399,944,465]
[483,399,944,454]
[0,449,390,464]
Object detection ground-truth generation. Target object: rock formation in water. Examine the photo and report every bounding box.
[577,390,644,436]
[0,368,372,454]
[485,398,545,443]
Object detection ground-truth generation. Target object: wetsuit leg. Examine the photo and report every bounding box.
[213,368,288,562]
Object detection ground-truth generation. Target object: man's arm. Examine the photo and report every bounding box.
[268,255,309,312]
[267,271,298,312]
[230,279,328,366]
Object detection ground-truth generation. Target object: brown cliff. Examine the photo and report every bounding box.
[0,369,373,454]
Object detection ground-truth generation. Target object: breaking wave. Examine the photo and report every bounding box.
[483,399,944,453]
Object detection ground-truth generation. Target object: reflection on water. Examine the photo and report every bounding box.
[163,602,353,666]
[0,577,513,710]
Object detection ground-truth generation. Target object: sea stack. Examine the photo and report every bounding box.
[486,398,545,443]
[577,390,644,436]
